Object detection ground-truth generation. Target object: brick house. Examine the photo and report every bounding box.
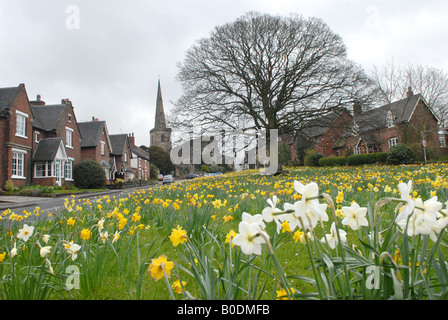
[338,88,445,158]
[302,109,353,157]
[109,133,134,181]
[30,96,82,186]
[128,133,150,181]
[0,84,34,188]
[78,118,114,181]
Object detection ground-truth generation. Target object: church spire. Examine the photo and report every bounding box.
[154,79,167,129]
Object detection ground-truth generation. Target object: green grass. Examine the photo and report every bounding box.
[1,163,448,300]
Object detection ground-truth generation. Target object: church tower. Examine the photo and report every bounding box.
[150,79,172,152]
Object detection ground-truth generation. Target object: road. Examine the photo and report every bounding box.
[0,183,165,227]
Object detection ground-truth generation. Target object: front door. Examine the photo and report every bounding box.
[54,159,63,186]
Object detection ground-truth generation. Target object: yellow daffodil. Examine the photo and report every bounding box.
[148,254,175,281]
[169,226,188,246]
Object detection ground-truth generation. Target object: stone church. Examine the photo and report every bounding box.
[150,79,172,153]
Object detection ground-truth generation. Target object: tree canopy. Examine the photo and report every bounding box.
[171,12,376,136]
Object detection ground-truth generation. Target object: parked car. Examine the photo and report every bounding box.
[163,175,174,184]
[158,174,163,181]
[186,173,198,179]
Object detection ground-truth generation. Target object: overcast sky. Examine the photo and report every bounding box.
[1,0,447,146]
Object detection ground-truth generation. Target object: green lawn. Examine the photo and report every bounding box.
[1,163,448,300]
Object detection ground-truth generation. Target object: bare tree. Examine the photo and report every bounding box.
[371,60,448,127]
[171,12,375,138]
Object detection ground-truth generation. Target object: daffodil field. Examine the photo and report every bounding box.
[1,163,448,300]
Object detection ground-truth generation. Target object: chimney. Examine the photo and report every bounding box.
[353,101,362,117]
[92,116,99,121]
[129,132,135,147]
[407,86,414,98]
[30,94,46,106]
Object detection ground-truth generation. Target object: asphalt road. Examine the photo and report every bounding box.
[0,183,167,227]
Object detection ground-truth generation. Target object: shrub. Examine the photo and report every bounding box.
[347,152,389,166]
[304,151,323,167]
[319,157,347,167]
[74,160,106,189]
[4,180,14,191]
[387,144,417,165]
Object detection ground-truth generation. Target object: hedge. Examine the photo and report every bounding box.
[319,157,347,167]
[346,152,388,166]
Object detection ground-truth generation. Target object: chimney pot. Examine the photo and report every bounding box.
[407,86,414,98]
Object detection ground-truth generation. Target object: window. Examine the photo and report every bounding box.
[439,136,446,148]
[124,151,128,162]
[15,111,28,138]
[35,131,40,143]
[100,141,105,155]
[386,111,394,128]
[68,114,72,122]
[388,137,398,148]
[65,159,74,180]
[12,149,26,178]
[66,127,73,148]
[35,162,47,177]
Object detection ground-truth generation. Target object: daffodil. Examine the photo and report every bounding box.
[148,254,175,281]
[169,226,188,247]
[341,201,369,230]
[231,221,267,255]
[241,212,266,229]
[0,252,6,262]
[39,245,52,258]
[171,280,187,294]
[395,180,415,224]
[64,241,82,261]
[10,242,17,258]
[225,229,237,247]
[80,229,92,240]
[17,224,34,242]
[397,197,442,236]
[321,222,347,249]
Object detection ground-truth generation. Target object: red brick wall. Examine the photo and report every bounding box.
[0,84,33,188]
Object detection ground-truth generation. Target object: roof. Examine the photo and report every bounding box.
[131,146,150,161]
[31,104,69,131]
[32,138,65,161]
[0,85,22,113]
[354,94,423,133]
[109,134,129,155]
[302,109,351,138]
[78,121,107,148]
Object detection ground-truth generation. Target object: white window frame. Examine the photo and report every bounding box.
[34,161,48,178]
[35,131,40,143]
[124,151,128,163]
[100,141,105,155]
[388,137,398,148]
[65,158,74,180]
[12,148,27,179]
[15,110,28,138]
[66,127,74,148]
[439,136,446,148]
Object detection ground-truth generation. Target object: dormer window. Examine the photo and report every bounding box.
[386,111,394,128]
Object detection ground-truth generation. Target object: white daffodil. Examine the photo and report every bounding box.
[64,241,82,261]
[395,180,415,223]
[112,231,121,243]
[262,196,287,233]
[99,231,109,244]
[341,201,369,230]
[97,218,105,232]
[10,242,18,258]
[241,212,266,229]
[321,222,347,249]
[291,181,326,224]
[40,246,52,258]
[231,221,267,255]
[17,224,34,242]
[42,234,50,244]
[397,197,442,236]
[429,215,448,242]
